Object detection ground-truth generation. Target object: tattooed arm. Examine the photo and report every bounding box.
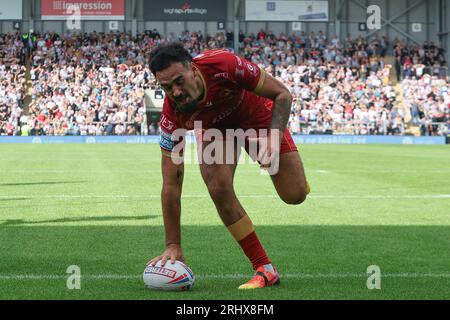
[148,151,185,266]
[251,71,293,173]
[253,72,293,133]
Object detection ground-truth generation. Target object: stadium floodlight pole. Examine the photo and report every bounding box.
[234,0,240,55]
[30,0,35,32]
[131,0,137,38]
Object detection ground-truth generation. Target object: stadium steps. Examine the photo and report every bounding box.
[382,55,398,85]
[394,82,417,134]
[383,55,419,136]
[395,83,422,136]
[407,126,421,136]
[22,54,33,115]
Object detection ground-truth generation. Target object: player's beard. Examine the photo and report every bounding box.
[175,95,200,113]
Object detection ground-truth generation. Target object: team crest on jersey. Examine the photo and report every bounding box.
[219,88,233,100]
[246,63,259,76]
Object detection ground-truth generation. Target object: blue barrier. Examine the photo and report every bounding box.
[291,135,447,145]
[0,136,160,144]
[0,135,446,145]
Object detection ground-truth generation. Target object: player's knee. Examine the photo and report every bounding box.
[281,189,308,205]
[205,181,233,204]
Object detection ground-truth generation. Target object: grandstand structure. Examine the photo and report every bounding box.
[0,0,448,138]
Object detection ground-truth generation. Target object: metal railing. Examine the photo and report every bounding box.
[17,121,147,136]
[401,66,449,80]
[414,121,450,136]
[290,119,449,136]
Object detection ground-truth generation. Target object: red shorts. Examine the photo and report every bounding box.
[239,99,297,154]
[195,98,297,155]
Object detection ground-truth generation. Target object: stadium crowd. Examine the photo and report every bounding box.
[0,33,26,136]
[0,29,448,137]
[402,75,449,136]
[393,38,448,81]
[235,31,404,135]
[26,31,151,136]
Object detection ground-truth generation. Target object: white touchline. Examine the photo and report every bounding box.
[1,273,450,281]
[1,195,449,199]
[4,169,450,174]
[5,170,201,173]
[311,169,450,174]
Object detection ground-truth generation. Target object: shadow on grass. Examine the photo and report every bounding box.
[0,199,152,210]
[0,181,87,187]
[0,197,30,202]
[0,215,159,226]
[0,225,449,299]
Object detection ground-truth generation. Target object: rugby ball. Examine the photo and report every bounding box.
[143,260,195,291]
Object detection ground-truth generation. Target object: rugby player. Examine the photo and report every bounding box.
[147,43,309,289]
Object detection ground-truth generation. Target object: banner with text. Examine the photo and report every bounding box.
[42,0,124,20]
[245,0,329,21]
[144,0,227,21]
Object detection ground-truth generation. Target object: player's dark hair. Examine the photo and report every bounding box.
[149,42,192,75]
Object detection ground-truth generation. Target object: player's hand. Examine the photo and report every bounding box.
[249,129,281,175]
[147,244,185,267]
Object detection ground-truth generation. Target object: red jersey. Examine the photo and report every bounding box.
[159,49,271,151]
[159,49,297,154]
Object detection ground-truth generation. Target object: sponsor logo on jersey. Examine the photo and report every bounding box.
[213,72,230,80]
[212,104,239,124]
[160,114,174,131]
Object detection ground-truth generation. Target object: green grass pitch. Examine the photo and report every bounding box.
[0,143,449,299]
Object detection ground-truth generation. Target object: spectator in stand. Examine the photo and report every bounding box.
[0,32,26,136]
[402,74,450,136]
[3,29,444,137]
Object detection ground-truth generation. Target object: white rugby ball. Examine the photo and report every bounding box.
[143,260,195,291]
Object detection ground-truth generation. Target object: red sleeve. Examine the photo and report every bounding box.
[159,97,182,152]
[160,97,178,134]
[219,52,266,92]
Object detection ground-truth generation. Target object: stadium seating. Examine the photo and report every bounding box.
[0,33,26,136]
[0,30,448,137]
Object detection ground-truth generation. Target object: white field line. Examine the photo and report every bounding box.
[4,170,201,174]
[0,159,159,162]
[4,169,450,174]
[1,273,450,281]
[0,194,449,200]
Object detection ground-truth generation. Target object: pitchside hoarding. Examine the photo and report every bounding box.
[144,0,227,21]
[0,0,22,20]
[245,0,329,21]
[0,136,446,145]
[41,0,124,20]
